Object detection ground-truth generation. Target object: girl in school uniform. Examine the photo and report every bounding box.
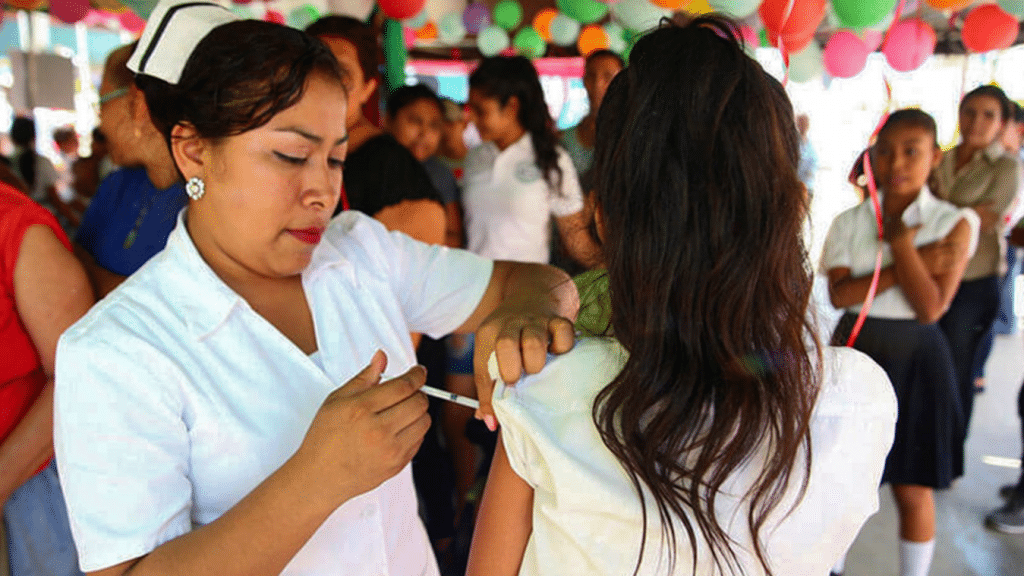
[823,109,979,576]
[466,19,898,576]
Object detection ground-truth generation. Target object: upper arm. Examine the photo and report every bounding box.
[466,434,534,576]
[13,225,94,376]
[826,267,854,307]
[373,199,446,245]
[988,159,1021,216]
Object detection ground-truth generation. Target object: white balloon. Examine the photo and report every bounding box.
[438,12,467,45]
[708,0,761,19]
[477,25,511,56]
[326,0,376,21]
[550,14,582,47]
[611,0,670,33]
[788,40,823,83]
[603,22,627,54]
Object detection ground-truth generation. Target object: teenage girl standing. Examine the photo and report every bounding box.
[824,109,978,576]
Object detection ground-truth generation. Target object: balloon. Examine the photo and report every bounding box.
[438,12,466,44]
[119,10,146,32]
[379,0,426,20]
[824,30,870,78]
[681,0,714,13]
[405,10,429,29]
[416,21,438,39]
[514,27,547,58]
[463,2,491,35]
[738,24,759,54]
[403,26,416,49]
[651,0,685,9]
[7,0,44,9]
[493,0,523,30]
[611,0,671,32]
[52,0,90,23]
[534,8,559,41]
[264,10,286,24]
[604,22,628,53]
[862,29,884,51]
[288,5,320,29]
[325,0,376,21]
[578,25,610,55]
[550,13,581,46]
[759,0,827,53]
[832,0,898,29]
[557,0,610,24]
[962,4,1020,52]
[788,40,823,83]
[925,0,972,9]
[708,0,761,18]
[883,18,935,71]
[477,25,510,56]
[998,0,1024,17]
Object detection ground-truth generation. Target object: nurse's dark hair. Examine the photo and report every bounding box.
[386,84,443,118]
[138,20,344,147]
[469,56,562,191]
[877,108,939,148]
[960,84,1012,121]
[591,16,819,576]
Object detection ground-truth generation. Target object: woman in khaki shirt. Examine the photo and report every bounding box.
[933,84,1021,438]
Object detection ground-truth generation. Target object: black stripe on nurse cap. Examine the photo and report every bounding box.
[126,0,239,85]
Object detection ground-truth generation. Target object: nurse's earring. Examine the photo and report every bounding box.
[186,176,205,201]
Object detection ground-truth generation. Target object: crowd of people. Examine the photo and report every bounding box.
[1,1,1024,575]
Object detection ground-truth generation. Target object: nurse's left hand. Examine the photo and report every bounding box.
[470,263,579,430]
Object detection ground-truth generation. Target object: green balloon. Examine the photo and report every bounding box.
[287,5,320,30]
[556,0,608,25]
[758,27,770,48]
[493,0,523,31]
[514,27,547,58]
[832,0,897,29]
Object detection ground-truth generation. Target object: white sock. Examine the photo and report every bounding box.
[830,552,847,574]
[899,538,935,576]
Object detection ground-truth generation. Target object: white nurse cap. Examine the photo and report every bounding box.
[127,0,240,85]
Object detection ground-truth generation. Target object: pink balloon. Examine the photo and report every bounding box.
[739,24,758,49]
[862,29,884,51]
[403,26,416,49]
[824,30,870,78]
[52,0,90,24]
[118,11,146,33]
[883,18,935,72]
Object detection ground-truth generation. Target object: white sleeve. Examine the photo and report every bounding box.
[819,211,854,274]
[55,327,193,572]
[346,214,494,338]
[549,148,585,218]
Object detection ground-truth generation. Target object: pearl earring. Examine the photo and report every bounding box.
[185,176,205,200]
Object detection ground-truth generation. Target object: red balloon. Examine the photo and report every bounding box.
[264,9,286,24]
[52,0,90,23]
[379,0,427,20]
[759,0,827,52]
[962,4,1020,52]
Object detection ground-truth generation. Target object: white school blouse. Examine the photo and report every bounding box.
[462,134,584,263]
[820,187,979,320]
[493,339,897,576]
[54,210,493,574]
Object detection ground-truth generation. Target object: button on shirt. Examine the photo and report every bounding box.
[820,188,979,320]
[933,141,1020,280]
[462,134,584,262]
[54,211,493,574]
[493,339,897,576]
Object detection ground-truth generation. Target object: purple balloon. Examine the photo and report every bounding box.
[463,2,491,35]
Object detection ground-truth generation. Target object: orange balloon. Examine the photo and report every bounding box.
[7,0,45,9]
[577,24,610,55]
[925,0,972,10]
[533,8,557,42]
[651,0,686,9]
[416,21,438,40]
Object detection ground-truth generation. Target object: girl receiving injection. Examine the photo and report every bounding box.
[824,109,978,576]
[467,18,897,576]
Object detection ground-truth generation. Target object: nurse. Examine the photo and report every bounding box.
[53,3,578,576]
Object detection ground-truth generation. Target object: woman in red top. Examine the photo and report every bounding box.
[0,179,93,575]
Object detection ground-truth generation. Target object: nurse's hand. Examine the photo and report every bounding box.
[295,350,430,507]
[472,278,578,430]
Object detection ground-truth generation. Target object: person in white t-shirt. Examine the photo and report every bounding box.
[53,3,580,576]
[822,109,978,576]
[463,55,600,268]
[466,19,897,576]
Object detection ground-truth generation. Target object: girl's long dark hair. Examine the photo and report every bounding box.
[11,117,37,189]
[469,56,562,191]
[591,17,820,575]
